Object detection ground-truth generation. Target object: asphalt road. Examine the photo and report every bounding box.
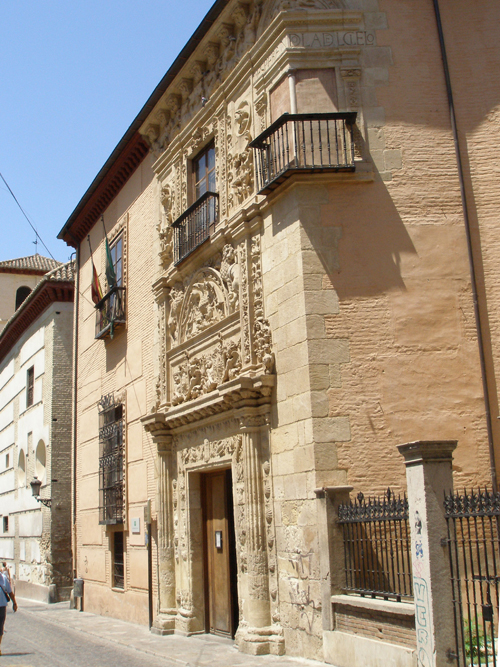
[0,603,177,667]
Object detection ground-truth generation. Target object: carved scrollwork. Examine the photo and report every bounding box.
[166,246,239,346]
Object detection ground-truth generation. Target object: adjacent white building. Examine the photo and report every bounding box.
[0,255,61,332]
[0,259,74,602]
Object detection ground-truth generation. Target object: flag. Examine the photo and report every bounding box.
[105,235,117,291]
[91,262,104,305]
[88,236,104,305]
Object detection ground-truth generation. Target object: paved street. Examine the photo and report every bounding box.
[0,599,329,667]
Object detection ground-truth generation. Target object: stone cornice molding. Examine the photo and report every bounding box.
[398,440,458,467]
[144,374,274,434]
[147,9,365,170]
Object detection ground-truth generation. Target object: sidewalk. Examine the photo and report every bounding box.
[17,598,333,667]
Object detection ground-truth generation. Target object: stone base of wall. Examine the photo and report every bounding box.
[324,595,417,667]
[324,630,416,667]
[14,580,71,604]
[81,581,149,625]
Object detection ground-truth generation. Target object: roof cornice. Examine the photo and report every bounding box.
[58,0,231,248]
[0,263,75,363]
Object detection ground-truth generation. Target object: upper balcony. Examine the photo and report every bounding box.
[95,286,126,340]
[172,191,219,265]
[250,112,357,195]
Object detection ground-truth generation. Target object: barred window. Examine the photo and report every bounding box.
[98,395,124,525]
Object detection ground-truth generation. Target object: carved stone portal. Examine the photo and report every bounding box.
[142,411,283,654]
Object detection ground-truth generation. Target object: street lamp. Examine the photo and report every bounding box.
[30,476,51,507]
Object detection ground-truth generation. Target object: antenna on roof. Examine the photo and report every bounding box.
[33,238,38,255]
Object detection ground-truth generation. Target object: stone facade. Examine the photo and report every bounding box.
[59,0,500,663]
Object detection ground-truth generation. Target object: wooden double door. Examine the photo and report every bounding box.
[202,469,238,637]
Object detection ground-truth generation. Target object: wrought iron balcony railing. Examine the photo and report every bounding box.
[250,112,357,194]
[95,286,126,339]
[172,191,219,265]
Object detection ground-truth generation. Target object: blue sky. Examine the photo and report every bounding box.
[1,0,214,263]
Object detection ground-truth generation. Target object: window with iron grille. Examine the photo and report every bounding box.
[113,531,125,589]
[98,394,124,525]
[26,366,34,407]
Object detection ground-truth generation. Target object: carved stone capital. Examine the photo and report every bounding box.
[340,67,362,79]
[142,412,173,450]
[218,22,235,45]
[152,276,169,304]
[204,42,220,65]
[236,408,271,430]
[179,78,194,99]
[165,94,182,112]
[145,123,160,144]
[191,60,207,84]
[156,108,170,128]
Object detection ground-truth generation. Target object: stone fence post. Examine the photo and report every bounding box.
[315,486,353,632]
[398,440,457,667]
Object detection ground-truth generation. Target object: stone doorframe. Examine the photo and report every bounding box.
[142,408,285,656]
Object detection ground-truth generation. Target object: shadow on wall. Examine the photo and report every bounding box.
[271,176,416,300]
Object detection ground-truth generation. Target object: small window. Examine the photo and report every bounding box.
[5,453,9,468]
[3,517,8,533]
[193,143,216,201]
[113,531,125,589]
[15,286,31,310]
[26,366,34,407]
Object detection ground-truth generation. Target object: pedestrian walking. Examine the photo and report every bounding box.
[0,569,17,656]
[1,562,11,584]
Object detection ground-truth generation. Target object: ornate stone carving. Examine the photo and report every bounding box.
[228,148,254,209]
[181,435,241,466]
[235,100,252,140]
[239,240,252,365]
[255,93,268,132]
[270,0,345,15]
[166,251,238,346]
[158,184,175,265]
[220,244,240,311]
[171,337,242,405]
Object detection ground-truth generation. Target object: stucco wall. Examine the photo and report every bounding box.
[75,154,157,624]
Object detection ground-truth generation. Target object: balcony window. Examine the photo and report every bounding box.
[193,143,216,200]
[250,112,357,195]
[98,395,124,525]
[95,286,126,339]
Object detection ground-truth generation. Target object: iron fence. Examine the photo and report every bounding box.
[445,488,500,666]
[338,489,413,601]
[250,112,357,194]
[172,191,218,264]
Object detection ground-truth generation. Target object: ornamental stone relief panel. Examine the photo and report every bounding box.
[155,232,274,411]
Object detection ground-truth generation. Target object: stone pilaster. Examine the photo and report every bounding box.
[398,440,457,667]
[235,412,284,656]
[142,413,177,635]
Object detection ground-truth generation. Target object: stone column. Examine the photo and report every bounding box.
[314,486,353,632]
[142,413,176,635]
[236,413,283,655]
[398,440,457,667]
